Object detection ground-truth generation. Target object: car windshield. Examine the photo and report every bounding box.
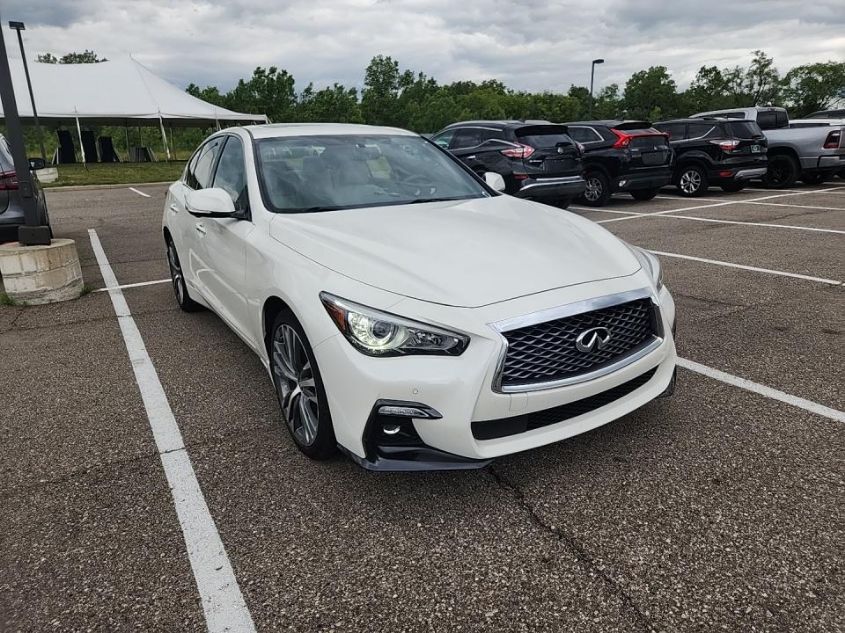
[255,134,490,213]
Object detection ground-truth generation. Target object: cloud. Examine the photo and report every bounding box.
[3,0,844,94]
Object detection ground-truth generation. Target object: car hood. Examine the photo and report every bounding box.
[269,196,640,308]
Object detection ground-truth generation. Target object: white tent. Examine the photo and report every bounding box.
[0,56,268,161]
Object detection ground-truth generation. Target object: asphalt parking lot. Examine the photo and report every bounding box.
[1,181,843,632]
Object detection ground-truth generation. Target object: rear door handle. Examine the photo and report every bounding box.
[169,203,179,213]
[195,223,207,236]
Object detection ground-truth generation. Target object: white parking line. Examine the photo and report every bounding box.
[678,358,845,423]
[650,213,845,234]
[88,229,256,633]
[129,187,151,198]
[649,250,842,286]
[746,201,845,212]
[93,278,170,292]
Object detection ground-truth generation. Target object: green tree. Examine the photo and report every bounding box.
[781,61,845,116]
[623,66,679,120]
[361,55,403,126]
[35,52,58,63]
[744,50,780,105]
[36,50,106,64]
[227,66,297,122]
[297,84,362,123]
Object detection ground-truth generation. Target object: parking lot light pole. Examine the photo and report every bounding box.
[0,19,49,245]
[8,21,46,162]
[589,58,605,119]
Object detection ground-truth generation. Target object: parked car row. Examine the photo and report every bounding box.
[431,105,845,205]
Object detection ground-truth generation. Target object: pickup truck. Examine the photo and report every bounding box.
[690,106,845,187]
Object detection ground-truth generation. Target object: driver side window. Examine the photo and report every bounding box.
[212,136,249,213]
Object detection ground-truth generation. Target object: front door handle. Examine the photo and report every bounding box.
[195,223,207,236]
[169,203,179,214]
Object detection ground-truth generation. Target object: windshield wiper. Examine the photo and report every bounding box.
[289,205,345,213]
[404,196,473,205]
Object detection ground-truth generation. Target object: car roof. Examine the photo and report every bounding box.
[563,120,648,128]
[655,118,754,124]
[243,123,418,139]
[789,118,845,125]
[441,120,554,130]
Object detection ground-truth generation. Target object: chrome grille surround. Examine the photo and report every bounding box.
[490,288,663,393]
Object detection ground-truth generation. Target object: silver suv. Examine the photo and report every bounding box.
[0,135,51,240]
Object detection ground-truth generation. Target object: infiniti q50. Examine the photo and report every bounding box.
[163,123,677,471]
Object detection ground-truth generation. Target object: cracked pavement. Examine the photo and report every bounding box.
[1,182,843,632]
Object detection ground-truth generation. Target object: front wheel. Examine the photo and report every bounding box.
[270,312,337,460]
[676,165,708,197]
[763,154,799,189]
[580,171,611,207]
[721,183,745,193]
[630,188,659,201]
[166,239,202,312]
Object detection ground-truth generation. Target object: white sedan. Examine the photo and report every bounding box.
[163,123,676,471]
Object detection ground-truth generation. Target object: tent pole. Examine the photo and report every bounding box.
[169,125,175,160]
[124,125,130,161]
[75,116,87,166]
[158,115,171,162]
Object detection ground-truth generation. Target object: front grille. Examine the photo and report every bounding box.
[499,298,657,389]
[473,367,657,440]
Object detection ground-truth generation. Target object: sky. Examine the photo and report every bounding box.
[2,0,844,95]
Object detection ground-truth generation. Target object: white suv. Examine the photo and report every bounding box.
[163,123,676,471]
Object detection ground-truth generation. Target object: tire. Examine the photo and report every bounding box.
[269,311,337,460]
[800,172,826,185]
[763,154,799,189]
[675,164,708,197]
[580,171,611,207]
[720,183,745,193]
[166,238,203,312]
[630,188,659,201]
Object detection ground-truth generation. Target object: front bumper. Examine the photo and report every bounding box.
[314,277,676,470]
[514,175,586,200]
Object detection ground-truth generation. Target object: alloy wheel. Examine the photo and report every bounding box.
[679,169,702,194]
[584,176,602,202]
[167,242,185,305]
[272,324,320,447]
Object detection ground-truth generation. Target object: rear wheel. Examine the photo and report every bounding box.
[763,154,799,188]
[801,172,827,185]
[580,171,611,207]
[720,183,745,193]
[676,165,708,197]
[166,239,202,312]
[269,312,337,460]
[630,188,659,201]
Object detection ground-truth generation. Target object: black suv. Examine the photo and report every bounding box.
[653,118,768,196]
[563,121,673,206]
[431,121,586,207]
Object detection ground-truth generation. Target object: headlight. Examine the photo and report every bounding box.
[319,292,469,357]
[629,245,663,290]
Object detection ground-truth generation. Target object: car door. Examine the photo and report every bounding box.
[447,127,488,172]
[200,134,256,343]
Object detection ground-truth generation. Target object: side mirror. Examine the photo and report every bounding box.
[28,157,47,171]
[186,188,237,218]
[483,172,506,192]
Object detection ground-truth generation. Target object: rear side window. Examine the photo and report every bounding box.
[757,111,778,130]
[775,111,789,128]
[655,123,685,140]
[185,137,224,189]
[0,137,14,171]
[687,123,715,139]
[568,126,603,143]
[728,121,763,138]
[450,128,485,149]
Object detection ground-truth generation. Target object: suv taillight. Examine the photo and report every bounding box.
[823,130,841,149]
[611,129,633,149]
[710,139,740,153]
[0,170,19,191]
[500,143,535,159]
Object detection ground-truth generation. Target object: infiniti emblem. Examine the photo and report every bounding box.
[575,326,612,353]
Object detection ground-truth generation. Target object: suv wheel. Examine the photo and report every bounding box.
[677,165,708,197]
[270,312,337,460]
[763,154,799,189]
[580,171,611,207]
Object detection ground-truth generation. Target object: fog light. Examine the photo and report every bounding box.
[618,179,628,188]
[383,424,402,435]
[377,404,442,419]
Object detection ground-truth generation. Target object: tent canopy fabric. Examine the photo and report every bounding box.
[0,56,268,127]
